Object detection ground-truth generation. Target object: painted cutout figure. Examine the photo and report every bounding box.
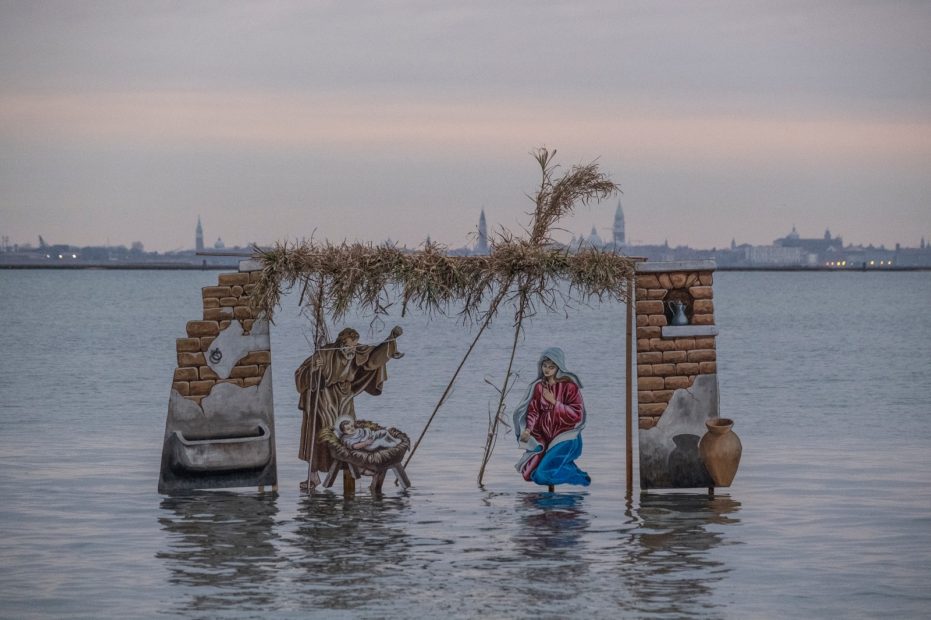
[513,347,591,487]
[295,326,403,486]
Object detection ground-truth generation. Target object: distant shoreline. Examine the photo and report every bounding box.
[2,263,929,272]
[716,265,931,272]
[0,263,236,270]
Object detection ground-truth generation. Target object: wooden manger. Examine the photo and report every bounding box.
[318,420,411,493]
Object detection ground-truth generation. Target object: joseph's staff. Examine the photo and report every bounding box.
[305,281,327,491]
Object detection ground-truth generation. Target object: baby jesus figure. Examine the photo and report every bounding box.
[337,418,401,452]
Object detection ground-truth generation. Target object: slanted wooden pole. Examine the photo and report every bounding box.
[625,273,634,496]
[304,381,323,491]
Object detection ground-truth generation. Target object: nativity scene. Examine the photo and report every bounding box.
[247,147,635,495]
[161,148,721,497]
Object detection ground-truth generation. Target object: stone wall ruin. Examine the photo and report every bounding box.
[635,260,721,489]
[158,261,277,493]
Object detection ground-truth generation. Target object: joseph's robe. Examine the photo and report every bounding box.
[295,338,398,472]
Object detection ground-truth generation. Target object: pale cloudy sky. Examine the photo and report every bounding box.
[1,0,929,251]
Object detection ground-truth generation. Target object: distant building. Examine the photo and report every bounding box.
[890,244,931,267]
[195,217,204,252]
[842,245,896,268]
[774,226,842,256]
[743,245,807,266]
[214,237,225,250]
[625,242,678,262]
[476,209,489,254]
[613,201,625,247]
[584,225,604,248]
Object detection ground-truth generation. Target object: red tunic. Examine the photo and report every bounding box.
[521,379,584,480]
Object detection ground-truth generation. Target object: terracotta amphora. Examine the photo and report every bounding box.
[699,418,742,487]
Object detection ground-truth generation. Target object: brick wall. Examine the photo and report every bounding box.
[635,267,716,429]
[170,271,268,406]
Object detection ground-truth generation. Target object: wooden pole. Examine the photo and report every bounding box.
[625,273,634,496]
[477,286,527,487]
[305,396,317,490]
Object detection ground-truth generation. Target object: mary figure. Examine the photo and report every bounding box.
[513,347,591,487]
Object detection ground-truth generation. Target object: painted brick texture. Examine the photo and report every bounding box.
[171,270,269,406]
[634,268,716,427]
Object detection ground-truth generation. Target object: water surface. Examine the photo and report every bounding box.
[0,270,929,618]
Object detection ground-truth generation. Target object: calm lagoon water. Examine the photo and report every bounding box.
[0,270,929,618]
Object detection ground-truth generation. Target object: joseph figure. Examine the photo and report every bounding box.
[295,325,403,485]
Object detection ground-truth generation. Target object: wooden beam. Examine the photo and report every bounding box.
[626,273,634,496]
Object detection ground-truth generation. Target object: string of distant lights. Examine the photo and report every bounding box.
[825,259,894,267]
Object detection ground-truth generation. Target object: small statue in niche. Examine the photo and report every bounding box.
[513,347,591,488]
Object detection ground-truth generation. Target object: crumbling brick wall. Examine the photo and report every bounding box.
[635,265,717,429]
[170,271,269,406]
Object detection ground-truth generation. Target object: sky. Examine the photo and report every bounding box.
[1,0,930,252]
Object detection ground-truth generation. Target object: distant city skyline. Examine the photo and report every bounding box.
[5,203,928,270]
[2,205,926,257]
[2,3,929,251]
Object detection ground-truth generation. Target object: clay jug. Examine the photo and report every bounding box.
[667,300,689,326]
[699,418,742,487]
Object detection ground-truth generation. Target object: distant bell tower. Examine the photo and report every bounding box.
[195,217,204,252]
[613,200,626,247]
[476,209,489,254]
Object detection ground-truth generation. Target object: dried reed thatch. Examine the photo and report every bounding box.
[250,149,635,327]
[250,236,635,325]
[248,147,636,486]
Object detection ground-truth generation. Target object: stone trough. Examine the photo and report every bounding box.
[167,423,273,473]
[158,263,278,494]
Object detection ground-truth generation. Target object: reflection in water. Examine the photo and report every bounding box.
[515,492,591,552]
[152,487,741,617]
[617,493,742,617]
[287,493,412,612]
[157,492,281,615]
[507,492,593,609]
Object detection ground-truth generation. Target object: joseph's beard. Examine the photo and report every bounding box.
[340,345,356,358]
